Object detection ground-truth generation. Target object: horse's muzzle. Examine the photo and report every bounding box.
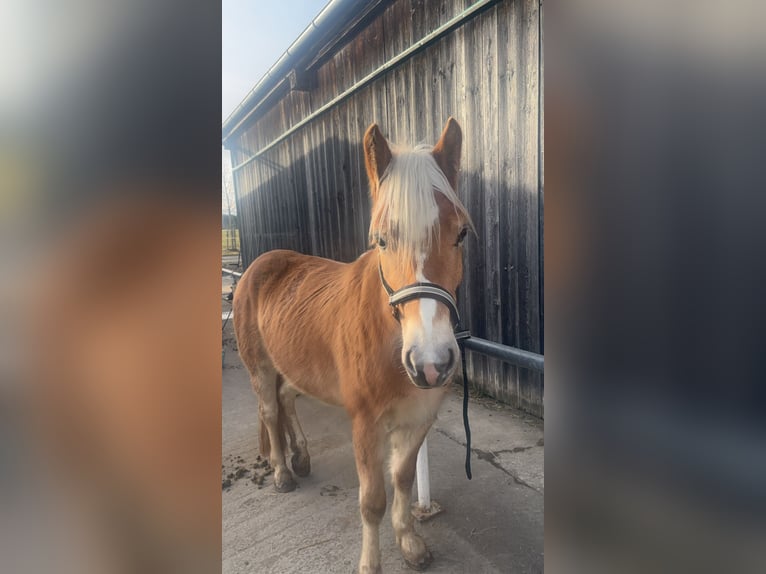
[404,348,456,388]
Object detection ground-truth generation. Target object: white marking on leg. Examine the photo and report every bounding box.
[389,429,414,536]
[389,425,432,567]
[360,520,381,573]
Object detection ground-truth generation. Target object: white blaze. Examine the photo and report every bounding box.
[406,252,455,373]
[415,253,437,340]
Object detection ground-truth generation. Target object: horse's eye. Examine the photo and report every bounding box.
[377,236,387,249]
[456,227,468,245]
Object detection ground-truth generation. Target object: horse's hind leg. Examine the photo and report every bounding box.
[253,366,296,493]
[278,382,311,477]
[389,425,434,570]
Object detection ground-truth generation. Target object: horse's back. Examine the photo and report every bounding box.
[233,249,347,405]
[233,249,327,342]
[235,249,344,309]
[237,249,310,292]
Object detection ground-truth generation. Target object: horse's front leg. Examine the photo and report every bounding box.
[389,425,433,570]
[352,417,386,574]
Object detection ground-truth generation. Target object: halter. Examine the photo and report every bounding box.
[377,261,461,327]
[378,259,474,480]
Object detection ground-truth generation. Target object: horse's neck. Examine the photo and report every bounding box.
[347,250,399,341]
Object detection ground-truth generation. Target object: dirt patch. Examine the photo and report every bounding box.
[249,455,273,487]
[222,453,273,491]
[319,484,348,501]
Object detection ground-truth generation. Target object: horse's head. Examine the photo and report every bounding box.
[364,118,473,389]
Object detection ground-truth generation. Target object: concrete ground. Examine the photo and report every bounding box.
[222,299,543,574]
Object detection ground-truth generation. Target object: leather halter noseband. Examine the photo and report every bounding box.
[377,261,461,327]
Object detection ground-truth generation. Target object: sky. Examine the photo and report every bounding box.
[222,0,330,122]
[222,0,329,216]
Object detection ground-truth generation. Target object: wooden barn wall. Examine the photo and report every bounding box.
[230,0,543,417]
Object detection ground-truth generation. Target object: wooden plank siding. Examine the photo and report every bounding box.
[228,0,543,417]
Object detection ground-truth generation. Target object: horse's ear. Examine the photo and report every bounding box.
[432,117,462,190]
[363,123,392,199]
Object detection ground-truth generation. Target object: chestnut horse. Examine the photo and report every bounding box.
[233,118,472,573]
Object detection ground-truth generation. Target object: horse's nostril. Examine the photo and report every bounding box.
[435,348,455,374]
[405,349,417,374]
[446,348,455,371]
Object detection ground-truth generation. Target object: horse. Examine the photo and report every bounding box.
[233,117,473,573]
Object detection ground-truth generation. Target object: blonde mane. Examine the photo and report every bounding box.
[369,144,472,260]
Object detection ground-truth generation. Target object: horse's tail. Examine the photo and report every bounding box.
[259,375,289,460]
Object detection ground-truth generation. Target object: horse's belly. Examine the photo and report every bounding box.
[247,250,346,406]
[261,328,344,406]
[279,364,344,407]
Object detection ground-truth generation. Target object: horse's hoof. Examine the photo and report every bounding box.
[291,453,311,477]
[404,550,433,571]
[274,479,296,493]
[400,532,432,571]
[273,471,296,493]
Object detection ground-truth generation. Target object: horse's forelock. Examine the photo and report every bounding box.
[369,146,472,261]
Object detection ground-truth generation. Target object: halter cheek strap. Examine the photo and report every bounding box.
[377,261,461,327]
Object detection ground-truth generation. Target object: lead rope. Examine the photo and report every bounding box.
[455,330,472,479]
